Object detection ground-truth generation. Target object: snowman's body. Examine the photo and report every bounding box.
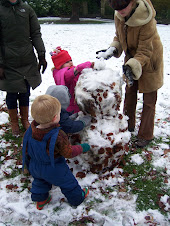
[70,63,131,174]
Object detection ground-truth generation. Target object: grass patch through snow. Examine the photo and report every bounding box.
[0,106,169,224]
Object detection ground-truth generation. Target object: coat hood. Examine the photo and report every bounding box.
[46,85,71,110]
[115,0,156,27]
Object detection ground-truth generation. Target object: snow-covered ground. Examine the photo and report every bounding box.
[0,19,169,225]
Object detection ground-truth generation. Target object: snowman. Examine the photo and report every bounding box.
[69,59,131,174]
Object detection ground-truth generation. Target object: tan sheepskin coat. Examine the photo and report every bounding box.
[110,0,163,93]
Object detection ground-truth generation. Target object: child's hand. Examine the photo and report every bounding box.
[78,115,91,127]
[80,143,90,153]
[91,62,95,68]
[69,113,78,120]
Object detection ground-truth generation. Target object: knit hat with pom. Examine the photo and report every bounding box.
[108,0,131,10]
[51,47,72,69]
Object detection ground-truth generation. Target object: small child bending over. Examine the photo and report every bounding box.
[51,46,94,113]
[46,85,91,134]
[22,94,90,210]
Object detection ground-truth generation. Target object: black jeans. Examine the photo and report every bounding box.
[6,80,30,109]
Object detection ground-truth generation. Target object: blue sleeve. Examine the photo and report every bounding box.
[59,109,84,134]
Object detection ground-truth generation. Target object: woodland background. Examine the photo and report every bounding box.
[23,0,170,24]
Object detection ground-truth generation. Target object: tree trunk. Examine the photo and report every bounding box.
[101,0,106,18]
[82,1,88,17]
[69,1,80,23]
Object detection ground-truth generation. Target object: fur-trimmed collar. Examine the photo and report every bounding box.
[115,0,156,27]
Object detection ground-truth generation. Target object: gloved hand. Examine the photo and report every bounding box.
[38,54,47,74]
[69,113,78,120]
[91,62,95,68]
[96,47,118,60]
[80,143,90,153]
[0,67,5,80]
[122,65,134,87]
[78,115,92,127]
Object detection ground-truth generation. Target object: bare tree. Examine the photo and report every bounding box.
[69,0,81,22]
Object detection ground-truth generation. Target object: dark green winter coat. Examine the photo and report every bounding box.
[0,0,46,92]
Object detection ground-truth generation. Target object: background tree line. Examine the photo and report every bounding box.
[24,0,170,24]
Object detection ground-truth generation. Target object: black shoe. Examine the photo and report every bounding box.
[128,128,134,132]
[135,139,152,148]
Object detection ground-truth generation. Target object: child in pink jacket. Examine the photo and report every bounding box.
[51,47,94,113]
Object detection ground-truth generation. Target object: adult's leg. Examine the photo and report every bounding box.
[19,81,30,130]
[6,92,19,135]
[138,91,157,140]
[123,80,138,131]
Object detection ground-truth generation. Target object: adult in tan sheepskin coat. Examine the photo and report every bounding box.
[97,0,163,148]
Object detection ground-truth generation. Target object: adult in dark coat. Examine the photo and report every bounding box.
[0,0,47,135]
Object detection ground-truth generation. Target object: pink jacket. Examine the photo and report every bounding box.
[53,61,92,113]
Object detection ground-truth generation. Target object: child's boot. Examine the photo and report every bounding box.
[8,108,20,135]
[19,106,30,130]
[36,195,52,210]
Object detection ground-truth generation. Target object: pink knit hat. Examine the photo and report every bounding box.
[108,0,131,10]
[51,47,72,69]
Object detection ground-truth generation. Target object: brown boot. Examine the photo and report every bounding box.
[19,106,30,130]
[8,109,20,135]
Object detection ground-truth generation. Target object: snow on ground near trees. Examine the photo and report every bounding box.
[0,20,170,225]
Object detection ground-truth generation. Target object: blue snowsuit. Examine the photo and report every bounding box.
[22,126,85,206]
[60,109,84,134]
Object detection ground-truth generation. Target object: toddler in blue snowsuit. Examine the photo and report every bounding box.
[22,94,90,210]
